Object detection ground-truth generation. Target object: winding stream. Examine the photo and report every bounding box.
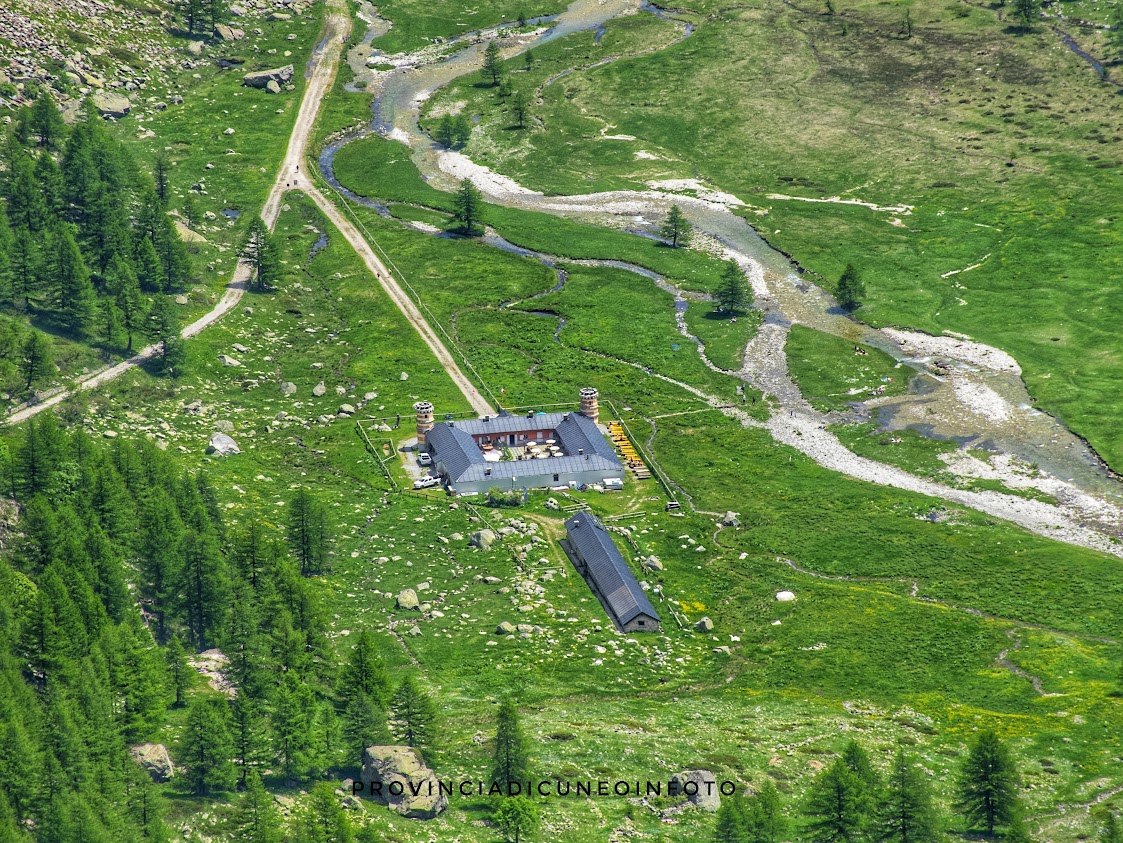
[318,0,1123,548]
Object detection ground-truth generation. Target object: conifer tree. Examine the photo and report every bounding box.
[511,89,529,129]
[747,779,786,843]
[47,224,97,336]
[3,142,47,232]
[340,629,390,706]
[233,771,283,843]
[272,671,318,782]
[434,114,455,148]
[148,295,187,377]
[230,693,263,788]
[240,218,280,292]
[287,488,328,576]
[482,41,504,86]
[492,698,529,788]
[1102,812,1123,843]
[296,781,353,843]
[452,178,484,236]
[342,691,388,764]
[180,696,235,795]
[877,750,939,843]
[166,635,190,708]
[453,113,472,148]
[804,758,869,843]
[7,227,39,310]
[153,152,170,206]
[389,675,437,764]
[493,796,539,843]
[957,730,1020,838]
[660,204,692,248]
[715,259,750,313]
[29,94,65,152]
[107,254,144,353]
[19,331,53,392]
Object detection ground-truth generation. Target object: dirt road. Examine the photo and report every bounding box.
[8,0,352,425]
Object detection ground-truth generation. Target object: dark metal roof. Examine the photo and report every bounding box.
[449,412,568,438]
[428,412,622,486]
[425,423,486,480]
[564,513,660,627]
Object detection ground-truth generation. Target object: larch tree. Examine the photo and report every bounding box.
[179,696,235,795]
[19,331,53,392]
[453,113,472,148]
[511,89,530,129]
[747,779,786,843]
[165,635,190,707]
[148,295,187,377]
[493,795,540,843]
[1012,0,1039,26]
[877,750,940,843]
[389,675,437,764]
[452,178,485,236]
[482,40,504,87]
[435,114,456,148]
[232,771,283,843]
[804,758,869,843]
[240,218,280,291]
[660,204,692,248]
[715,259,750,313]
[1102,812,1123,843]
[957,730,1021,839]
[287,488,327,576]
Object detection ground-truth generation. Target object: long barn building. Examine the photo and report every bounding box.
[562,512,661,633]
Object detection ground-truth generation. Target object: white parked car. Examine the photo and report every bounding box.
[413,476,440,490]
[417,452,433,466]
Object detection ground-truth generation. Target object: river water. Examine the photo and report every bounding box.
[318,0,1123,525]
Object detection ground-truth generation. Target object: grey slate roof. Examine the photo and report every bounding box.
[425,423,486,480]
[429,412,622,486]
[564,513,660,627]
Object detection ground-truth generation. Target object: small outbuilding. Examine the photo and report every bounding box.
[562,513,661,633]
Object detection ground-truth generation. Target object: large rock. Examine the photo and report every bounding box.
[92,91,131,118]
[469,529,496,551]
[214,23,244,41]
[243,65,294,89]
[496,621,516,635]
[359,746,446,818]
[642,555,664,572]
[207,432,241,456]
[395,589,419,610]
[695,616,714,632]
[669,770,721,810]
[130,743,175,783]
[722,511,740,527]
[279,381,297,396]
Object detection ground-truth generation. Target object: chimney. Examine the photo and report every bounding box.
[579,387,600,425]
[414,401,434,446]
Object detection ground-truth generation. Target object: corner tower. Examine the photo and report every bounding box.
[414,401,434,446]
[579,388,599,425]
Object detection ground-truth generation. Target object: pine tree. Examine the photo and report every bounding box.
[342,691,388,764]
[19,331,53,392]
[511,89,529,129]
[206,0,229,29]
[452,178,484,236]
[287,488,328,576]
[713,797,750,843]
[1013,0,1039,26]
[177,526,230,650]
[746,779,786,843]
[182,196,199,233]
[295,781,353,843]
[179,696,235,795]
[957,730,1020,838]
[492,698,529,788]
[524,49,535,69]
[135,236,166,292]
[7,227,39,310]
[453,113,472,148]
[877,750,939,843]
[272,671,318,782]
[804,758,869,843]
[30,94,66,151]
[240,218,280,291]
[836,263,865,312]
[715,259,750,313]
[46,224,96,336]
[153,153,170,206]
[434,114,455,148]
[660,204,692,248]
[148,295,187,376]
[232,772,283,843]
[339,629,390,706]
[107,254,144,353]
[482,41,504,86]
[230,693,263,787]
[182,0,207,33]
[2,141,47,232]
[389,675,437,763]
[166,635,190,707]
[493,796,540,843]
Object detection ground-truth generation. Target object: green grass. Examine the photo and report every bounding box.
[406,0,1123,475]
[365,0,570,54]
[786,324,909,412]
[682,303,760,372]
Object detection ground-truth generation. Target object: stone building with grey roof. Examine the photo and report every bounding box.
[562,512,661,633]
[416,389,624,495]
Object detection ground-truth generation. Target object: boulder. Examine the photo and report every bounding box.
[265,80,281,94]
[280,381,297,396]
[469,529,496,550]
[218,354,242,367]
[187,41,205,56]
[313,382,327,397]
[206,433,241,456]
[130,743,175,783]
[360,746,447,818]
[722,511,740,527]
[214,420,235,433]
[695,616,714,632]
[243,65,294,89]
[268,11,292,19]
[669,770,721,810]
[775,591,796,602]
[214,23,242,41]
[174,294,190,305]
[496,621,516,635]
[642,555,663,572]
[92,91,131,118]
[395,589,419,610]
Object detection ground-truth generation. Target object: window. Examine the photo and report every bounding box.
[553,474,559,482]
[638,620,645,627]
